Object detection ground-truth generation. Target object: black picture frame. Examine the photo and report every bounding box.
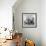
[22,13,37,28]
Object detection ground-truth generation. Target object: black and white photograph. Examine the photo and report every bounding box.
[22,13,37,28]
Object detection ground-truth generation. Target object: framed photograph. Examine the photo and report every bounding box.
[22,13,37,28]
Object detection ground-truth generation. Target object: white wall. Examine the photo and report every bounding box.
[13,0,41,46]
[0,0,16,30]
[41,0,46,46]
[13,0,46,46]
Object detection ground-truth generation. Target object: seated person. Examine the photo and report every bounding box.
[25,40,35,46]
[15,33,22,46]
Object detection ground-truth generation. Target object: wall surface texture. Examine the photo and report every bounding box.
[0,0,16,29]
[13,0,46,46]
[13,0,41,46]
[41,0,46,46]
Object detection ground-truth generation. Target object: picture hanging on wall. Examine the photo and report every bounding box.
[22,13,37,28]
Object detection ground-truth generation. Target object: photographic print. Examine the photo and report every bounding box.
[22,13,37,28]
